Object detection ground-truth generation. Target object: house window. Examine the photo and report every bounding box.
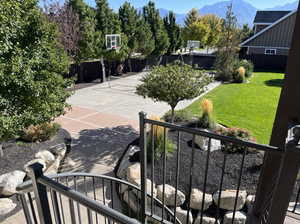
[265,49,277,55]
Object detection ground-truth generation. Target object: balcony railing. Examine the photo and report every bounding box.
[16,113,300,224]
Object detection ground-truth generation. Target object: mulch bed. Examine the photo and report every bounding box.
[0,128,71,175]
[147,131,264,196]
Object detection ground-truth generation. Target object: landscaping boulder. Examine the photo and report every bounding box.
[123,190,139,213]
[49,143,67,158]
[44,155,62,175]
[223,211,246,224]
[195,215,219,224]
[0,170,26,196]
[213,190,246,211]
[195,135,221,151]
[0,198,17,216]
[246,195,255,210]
[190,188,213,211]
[35,150,55,166]
[157,184,185,206]
[174,207,193,224]
[126,163,140,183]
[24,159,47,173]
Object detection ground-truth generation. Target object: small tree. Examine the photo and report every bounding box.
[201,14,222,51]
[184,8,200,27]
[136,63,212,123]
[183,19,210,48]
[214,4,241,81]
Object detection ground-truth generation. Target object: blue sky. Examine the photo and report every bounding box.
[82,0,297,13]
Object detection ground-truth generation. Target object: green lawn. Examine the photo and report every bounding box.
[185,72,284,144]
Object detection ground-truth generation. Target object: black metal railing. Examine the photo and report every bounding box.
[16,113,300,224]
[138,112,300,224]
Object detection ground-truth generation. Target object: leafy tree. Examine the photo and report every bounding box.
[136,63,212,123]
[201,14,223,51]
[214,4,241,81]
[143,1,169,57]
[0,0,73,141]
[184,8,200,27]
[183,19,210,47]
[44,1,81,59]
[164,12,182,54]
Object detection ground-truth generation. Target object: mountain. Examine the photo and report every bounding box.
[266,1,298,10]
[200,0,257,26]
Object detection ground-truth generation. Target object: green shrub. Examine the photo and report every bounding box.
[198,99,216,129]
[239,60,254,78]
[216,127,256,153]
[20,123,61,142]
[163,110,193,123]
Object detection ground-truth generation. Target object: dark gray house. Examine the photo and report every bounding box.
[241,10,297,56]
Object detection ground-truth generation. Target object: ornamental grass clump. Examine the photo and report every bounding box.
[147,116,175,160]
[234,66,246,83]
[198,99,216,130]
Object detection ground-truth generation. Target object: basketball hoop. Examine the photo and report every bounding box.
[187,40,200,51]
[106,34,121,52]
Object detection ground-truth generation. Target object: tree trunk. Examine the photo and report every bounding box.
[0,143,3,158]
[171,107,175,123]
[100,57,106,83]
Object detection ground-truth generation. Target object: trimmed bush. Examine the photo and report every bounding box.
[216,127,256,153]
[198,99,216,129]
[20,123,61,142]
[163,110,193,123]
[147,116,175,159]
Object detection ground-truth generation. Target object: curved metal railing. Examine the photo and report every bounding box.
[17,171,180,224]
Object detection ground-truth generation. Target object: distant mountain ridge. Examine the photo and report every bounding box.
[156,0,299,27]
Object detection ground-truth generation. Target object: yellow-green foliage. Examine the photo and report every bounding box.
[148,115,174,159]
[21,123,61,142]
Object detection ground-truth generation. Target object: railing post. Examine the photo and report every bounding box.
[265,126,300,224]
[139,112,148,223]
[27,163,53,224]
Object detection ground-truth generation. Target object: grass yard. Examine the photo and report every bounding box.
[185,72,284,144]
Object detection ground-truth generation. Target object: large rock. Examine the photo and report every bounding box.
[123,190,139,213]
[213,190,246,211]
[24,159,47,173]
[223,211,246,224]
[0,198,17,216]
[0,170,26,196]
[44,155,62,175]
[246,195,255,210]
[174,207,193,224]
[157,184,185,206]
[49,143,67,158]
[190,188,213,211]
[195,135,221,151]
[128,178,157,198]
[195,215,219,224]
[35,150,55,166]
[126,163,140,183]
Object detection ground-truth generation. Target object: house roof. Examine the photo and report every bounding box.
[241,10,297,47]
[254,10,292,24]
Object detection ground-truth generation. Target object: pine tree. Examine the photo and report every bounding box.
[164,12,182,54]
[135,18,155,56]
[143,1,169,57]
[184,8,200,27]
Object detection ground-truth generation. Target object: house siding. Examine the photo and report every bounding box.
[247,13,296,48]
[248,47,289,56]
[255,24,270,33]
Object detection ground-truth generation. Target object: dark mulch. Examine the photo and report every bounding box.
[0,129,71,175]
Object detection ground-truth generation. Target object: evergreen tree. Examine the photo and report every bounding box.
[0,0,73,141]
[184,8,200,27]
[143,1,169,57]
[135,18,155,56]
[214,4,241,81]
[164,12,182,54]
